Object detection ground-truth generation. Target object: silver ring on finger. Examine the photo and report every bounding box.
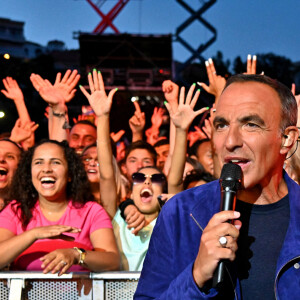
[219,236,228,248]
[60,260,67,266]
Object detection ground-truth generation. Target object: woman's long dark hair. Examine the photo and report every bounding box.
[9,140,95,229]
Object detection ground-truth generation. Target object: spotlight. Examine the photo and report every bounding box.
[131,96,139,102]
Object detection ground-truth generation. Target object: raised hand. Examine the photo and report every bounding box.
[165,84,209,131]
[30,73,65,107]
[53,69,80,103]
[30,70,80,108]
[1,77,32,130]
[80,69,117,117]
[144,106,165,145]
[245,54,257,74]
[197,58,226,104]
[162,80,179,110]
[129,101,146,132]
[187,125,207,147]
[1,77,24,102]
[110,130,125,143]
[10,119,39,144]
[151,107,165,129]
[72,113,96,125]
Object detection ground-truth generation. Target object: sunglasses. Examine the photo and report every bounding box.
[132,172,166,185]
[81,157,99,166]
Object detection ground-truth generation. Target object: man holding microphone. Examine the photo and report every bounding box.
[135,74,300,299]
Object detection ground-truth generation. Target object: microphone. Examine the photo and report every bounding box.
[212,162,242,289]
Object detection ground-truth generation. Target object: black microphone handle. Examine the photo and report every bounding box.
[212,189,237,289]
[221,187,236,211]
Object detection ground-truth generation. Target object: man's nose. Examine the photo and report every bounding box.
[224,126,243,151]
[77,137,84,147]
[137,161,143,169]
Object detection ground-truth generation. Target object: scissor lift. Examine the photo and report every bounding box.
[84,0,217,71]
[175,0,217,67]
[86,0,130,33]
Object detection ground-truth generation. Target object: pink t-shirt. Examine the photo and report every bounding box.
[0,200,112,271]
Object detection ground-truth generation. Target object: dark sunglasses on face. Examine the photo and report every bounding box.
[132,172,166,185]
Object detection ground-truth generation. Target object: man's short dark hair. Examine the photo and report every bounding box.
[71,120,97,131]
[224,74,298,132]
[153,139,169,148]
[125,140,157,164]
[188,139,210,158]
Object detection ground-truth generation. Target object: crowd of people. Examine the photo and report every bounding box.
[0,55,299,299]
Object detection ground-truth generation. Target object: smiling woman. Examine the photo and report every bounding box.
[0,139,120,275]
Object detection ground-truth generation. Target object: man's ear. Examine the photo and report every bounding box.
[280,126,299,154]
[121,163,127,176]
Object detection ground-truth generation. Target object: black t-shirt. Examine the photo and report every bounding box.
[235,194,290,300]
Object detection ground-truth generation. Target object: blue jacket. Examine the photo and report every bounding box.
[134,172,300,299]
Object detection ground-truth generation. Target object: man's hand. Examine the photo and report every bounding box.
[193,211,241,288]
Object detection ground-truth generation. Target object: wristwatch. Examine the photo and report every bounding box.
[73,247,86,265]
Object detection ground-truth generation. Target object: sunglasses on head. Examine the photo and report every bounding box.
[132,172,166,185]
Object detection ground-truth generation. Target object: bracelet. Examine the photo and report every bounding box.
[52,111,66,118]
[73,247,86,265]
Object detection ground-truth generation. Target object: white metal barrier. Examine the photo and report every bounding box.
[0,271,140,300]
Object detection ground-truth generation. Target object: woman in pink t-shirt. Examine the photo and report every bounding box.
[0,140,120,275]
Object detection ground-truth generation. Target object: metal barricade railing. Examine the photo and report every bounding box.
[0,271,140,300]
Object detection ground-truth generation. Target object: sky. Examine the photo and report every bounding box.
[0,0,300,66]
